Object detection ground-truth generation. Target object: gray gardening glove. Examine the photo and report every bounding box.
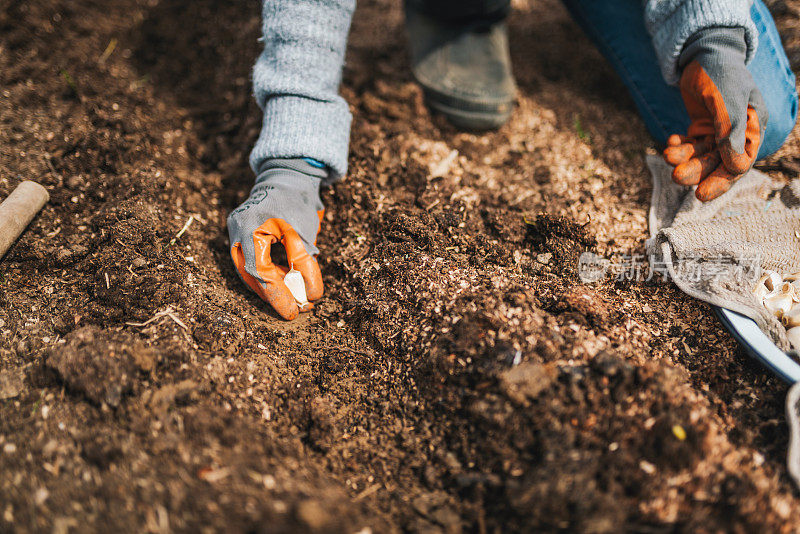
[663,27,768,201]
[227,158,326,320]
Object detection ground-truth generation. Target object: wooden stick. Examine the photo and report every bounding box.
[0,181,49,259]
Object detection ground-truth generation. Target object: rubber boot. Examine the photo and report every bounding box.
[405,1,516,130]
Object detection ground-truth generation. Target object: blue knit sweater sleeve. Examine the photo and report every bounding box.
[250,0,356,182]
[643,0,758,85]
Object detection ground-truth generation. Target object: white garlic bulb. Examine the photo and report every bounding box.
[779,282,799,302]
[764,291,794,318]
[754,271,800,351]
[283,267,308,307]
[753,283,770,302]
[754,271,784,301]
[784,306,800,328]
[753,275,771,307]
[791,279,800,297]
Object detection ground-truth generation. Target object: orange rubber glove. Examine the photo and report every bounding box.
[663,28,768,202]
[227,159,326,320]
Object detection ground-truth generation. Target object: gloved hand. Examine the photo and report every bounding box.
[663,27,768,202]
[228,158,326,320]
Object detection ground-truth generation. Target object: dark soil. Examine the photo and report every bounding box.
[3,0,800,531]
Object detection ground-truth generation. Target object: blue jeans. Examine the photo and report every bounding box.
[561,0,799,159]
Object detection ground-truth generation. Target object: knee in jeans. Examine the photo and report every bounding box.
[776,87,798,142]
[784,87,798,134]
[761,87,798,158]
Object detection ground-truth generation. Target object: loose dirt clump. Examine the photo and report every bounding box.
[3,0,800,531]
[46,326,158,406]
[525,213,597,276]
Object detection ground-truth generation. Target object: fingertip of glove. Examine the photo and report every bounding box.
[666,134,685,147]
[282,306,300,321]
[664,145,689,166]
[264,283,300,320]
[672,160,701,186]
[294,255,323,301]
[695,173,732,202]
[230,243,245,272]
[306,279,324,302]
[719,145,753,175]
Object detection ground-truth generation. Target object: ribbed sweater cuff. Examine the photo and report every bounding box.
[649,0,758,85]
[249,95,352,184]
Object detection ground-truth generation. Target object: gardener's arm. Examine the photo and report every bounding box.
[228,0,355,320]
[644,1,767,201]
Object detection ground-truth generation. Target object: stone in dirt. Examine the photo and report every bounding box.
[147,379,198,413]
[499,361,557,405]
[0,367,25,400]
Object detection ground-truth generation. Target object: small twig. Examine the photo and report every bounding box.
[169,215,194,246]
[425,199,440,211]
[98,38,118,64]
[353,483,381,502]
[165,311,188,331]
[125,308,173,327]
[125,307,189,333]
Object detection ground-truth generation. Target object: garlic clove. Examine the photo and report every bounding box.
[283,268,308,306]
[780,281,797,296]
[764,270,783,292]
[784,305,800,328]
[788,326,800,351]
[754,270,783,298]
[793,293,800,304]
[764,291,794,318]
[777,281,800,304]
[791,279,800,298]
[753,284,770,302]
